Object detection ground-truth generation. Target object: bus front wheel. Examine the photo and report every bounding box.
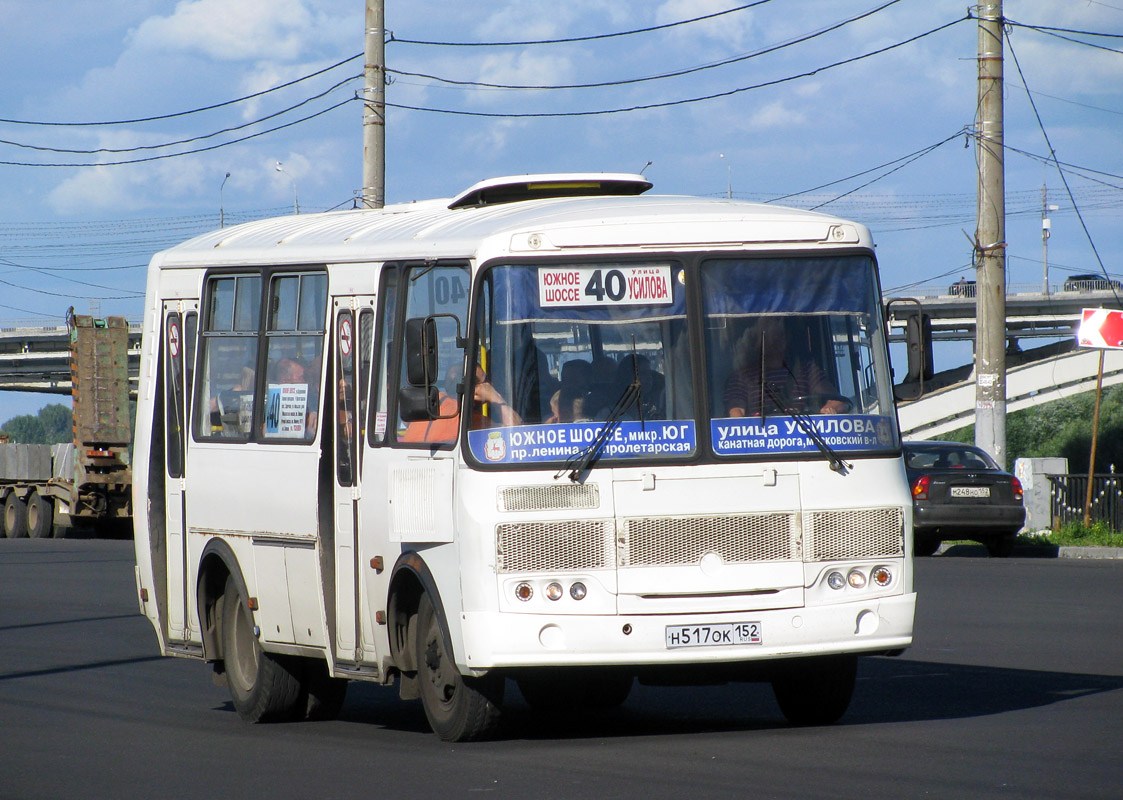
[414,593,503,741]
[221,576,303,722]
[771,654,857,726]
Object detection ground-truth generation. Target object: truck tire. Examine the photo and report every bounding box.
[26,492,53,539]
[3,493,28,538]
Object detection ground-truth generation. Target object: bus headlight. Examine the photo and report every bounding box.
[826,571,846,590]
[544,582,564,601]
[514,582,533,601]
[847,569,867,589]
[569,582,587,601]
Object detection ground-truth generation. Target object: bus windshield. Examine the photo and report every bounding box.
[466,255,897,466]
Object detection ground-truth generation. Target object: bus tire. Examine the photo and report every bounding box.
[771,654,857,726]
[3,493,28,539]
[221,576,303,723]
[301,658,348,721]
[26,492,53,539]
[415,592,503,741]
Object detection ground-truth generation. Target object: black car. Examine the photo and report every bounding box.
[903,441,1025,557]
[1062,273,1123,292]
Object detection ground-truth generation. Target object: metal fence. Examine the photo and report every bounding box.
[1049,473,1123,529]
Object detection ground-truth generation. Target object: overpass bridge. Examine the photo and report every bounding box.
[0,280,1119,435]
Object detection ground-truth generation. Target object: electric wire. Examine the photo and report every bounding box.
[387,0,905,91]
[0,75,360,156]
[1005,29,1118,306]
[0,54,362,127]
[0,98,353,167]
[388,1,774,47]
[384,17,966,119]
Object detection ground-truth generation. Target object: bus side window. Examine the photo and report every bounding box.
[195,274,261,441]
[262,272,327,441]
[393,263,470,446]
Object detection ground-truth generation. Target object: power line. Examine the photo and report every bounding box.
[388,1,774,47]
[0,54,362,127]
[387,0,905,91]
[384,17,967,119]
[1005,29,1116,303]
[0,75,359,156]
[0,98,354,168]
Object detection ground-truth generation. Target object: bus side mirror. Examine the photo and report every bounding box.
[885,297,927,402]
[399,385,441,421]
[404,317,438,388]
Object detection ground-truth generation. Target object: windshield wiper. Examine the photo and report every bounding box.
[557,379,641,482]
[762,381,852,475]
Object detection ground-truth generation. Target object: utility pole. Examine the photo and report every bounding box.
[361,0,386,209]
[975,1,1006,465]
[1042,184,1058,295]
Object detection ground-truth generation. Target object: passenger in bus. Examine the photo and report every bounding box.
[545,359,592,424]
[724,318,848,417]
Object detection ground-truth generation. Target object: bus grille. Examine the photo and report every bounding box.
[497,483,600,512]
[494,507,903,573]
[618,513,798,567]
[496,519,615,572]
[804,507,904,561]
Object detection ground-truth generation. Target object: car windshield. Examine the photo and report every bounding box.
[465,256,898,467]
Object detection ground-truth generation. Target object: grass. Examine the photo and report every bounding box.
[1014,521,1123,548]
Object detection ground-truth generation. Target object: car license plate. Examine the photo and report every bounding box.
[665,622,762,649]
[950,486,990,498]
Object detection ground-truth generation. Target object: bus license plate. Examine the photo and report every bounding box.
[665,622,762,649]
[950,486,990,498]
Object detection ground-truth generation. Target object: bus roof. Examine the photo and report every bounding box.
[149,174,873,269]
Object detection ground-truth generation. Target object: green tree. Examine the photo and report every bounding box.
[1,415,47,443]
[37,403,73,444]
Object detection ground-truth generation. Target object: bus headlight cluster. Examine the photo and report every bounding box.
[514,580,589,602]
[825,566,894,591]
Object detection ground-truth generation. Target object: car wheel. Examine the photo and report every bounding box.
[913,535,940,557]
[985,535,1015,558]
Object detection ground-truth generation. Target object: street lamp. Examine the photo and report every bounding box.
[275,162,300,214]
[719,153,731,199]
[219,172,231,228]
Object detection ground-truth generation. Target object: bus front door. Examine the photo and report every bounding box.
[331,299,378,670]
[163,301,198,645]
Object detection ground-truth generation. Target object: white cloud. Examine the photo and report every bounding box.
[655,0,756,50]
[129,0,317,61]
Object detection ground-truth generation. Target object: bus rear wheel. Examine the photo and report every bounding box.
[415,593,503,741]
[3,494,28,538]
[771,654,857,726]
[221,576,303,722]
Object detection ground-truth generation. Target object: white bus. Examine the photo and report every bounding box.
[132,173,915,741]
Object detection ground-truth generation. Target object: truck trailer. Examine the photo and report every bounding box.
[0,314,131,537]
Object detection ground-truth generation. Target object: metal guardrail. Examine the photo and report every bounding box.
[1050,473,1123,530]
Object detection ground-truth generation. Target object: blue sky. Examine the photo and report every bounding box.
[2,0,1122,419]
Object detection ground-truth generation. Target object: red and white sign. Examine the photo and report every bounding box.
[538,265,674,308]
[167,320,180,359]
[338,316,353,357]
[1077,307,1123,349]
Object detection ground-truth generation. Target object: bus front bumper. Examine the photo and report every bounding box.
[457,592,916,672]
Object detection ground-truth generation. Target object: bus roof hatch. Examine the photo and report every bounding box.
[448,173,653,209]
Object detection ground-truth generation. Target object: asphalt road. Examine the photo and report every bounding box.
[2,539,1121,800]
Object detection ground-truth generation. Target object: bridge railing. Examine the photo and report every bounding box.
[1049,472,1123,530]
